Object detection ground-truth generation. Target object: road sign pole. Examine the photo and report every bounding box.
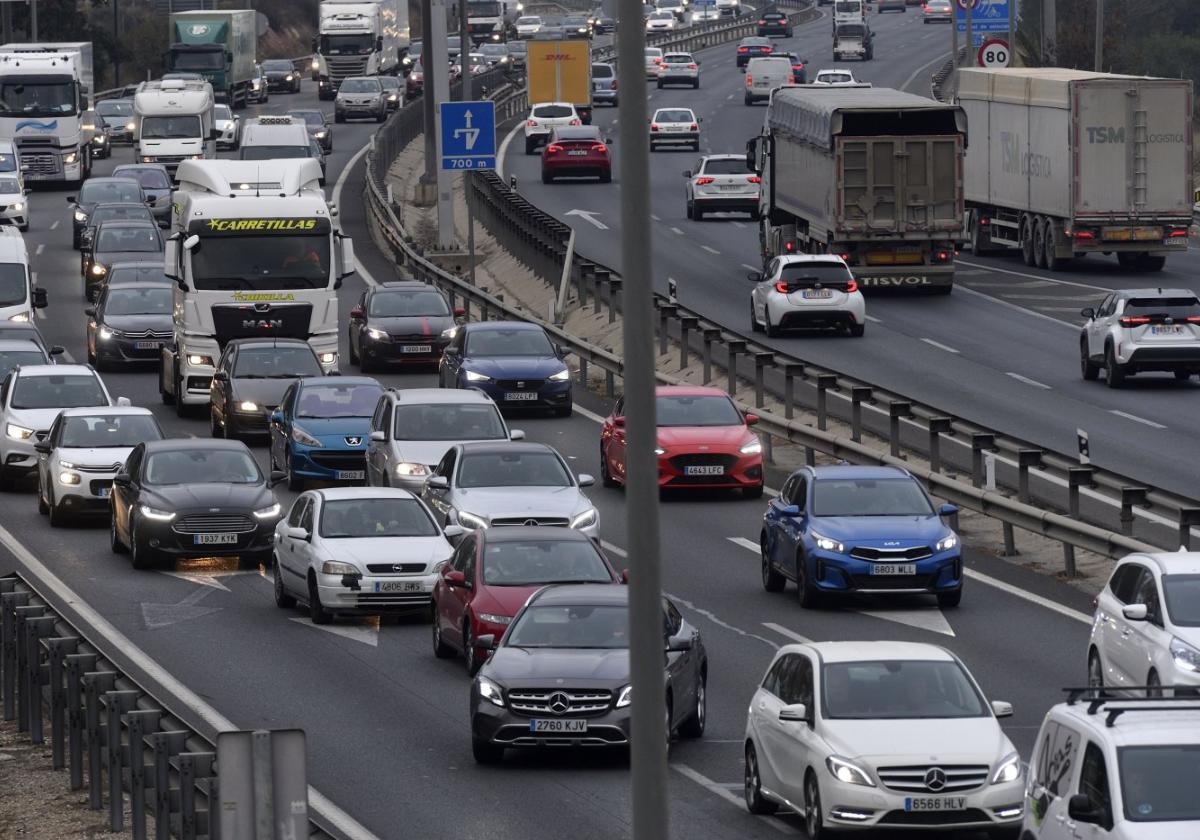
[420,0,438,195]
[1094,0,1103,70]
[963,1,973,67]
[617,0,669,836]
[430,0,456,249]
[951,13,959,71]
[1008,0,1016,61]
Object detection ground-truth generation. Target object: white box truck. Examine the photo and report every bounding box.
[313,0,408,100]
[133,79,216,175]
[958,68,1194,271]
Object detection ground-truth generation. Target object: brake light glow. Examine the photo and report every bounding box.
[1119,316,1151,326]
[591,144,607,153]
[695,177,715,185]
[746,75,753,85]
[1068,229,1095,240]
[936,250,950,261]
[758,18,766,23]
[747,176,761,183]
[527,119,537,127]
[569,118,581,126]
[775,281,790,293]
[689,123,697,130]
[846,279,858,293]
[546,144,563,153]
[763,46,773,53]
[1170,228,1189,237]
[838,252,849,261]
[784,242,794,252]
[651,123,659,131]
[737,46,748,52]
[1187,316,1200,324]
[688,63,697,69]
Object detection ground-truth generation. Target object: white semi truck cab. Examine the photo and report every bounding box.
[314,0,405,100]
[133,79,217,175]
[159,158,355,411]
[0,44,94,184]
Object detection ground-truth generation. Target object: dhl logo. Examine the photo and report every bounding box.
[540,53,578,61]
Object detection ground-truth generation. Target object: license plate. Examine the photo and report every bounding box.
[802,289,833,299]
[336,470,365,480]
[194,533,237,545]
[529,718,587,733]
[374,581,423,593]
[684,465,724,476]
[905,797,967,812]
[401,344,432,353]
[871,563,916,575]
[1151,325,1183,335]
[505,391,537,401]
[718,184,743,191]
[568,150,588,156]
[135,341,161,350]
[96,486,110,498]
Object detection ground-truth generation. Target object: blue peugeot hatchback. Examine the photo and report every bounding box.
[438,321,572,416]
[268,376,384,491]
[759,465,962,608]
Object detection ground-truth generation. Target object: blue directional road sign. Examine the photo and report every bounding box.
[440,100,497,171]
[955,0,1009,33]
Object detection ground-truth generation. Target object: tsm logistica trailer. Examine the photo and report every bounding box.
[958,68,1194,272]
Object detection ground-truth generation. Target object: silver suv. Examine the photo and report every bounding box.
[1080,288,1200,387]
[334,77,387,124]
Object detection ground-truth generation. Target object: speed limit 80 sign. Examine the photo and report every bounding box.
[978,38,1010,68]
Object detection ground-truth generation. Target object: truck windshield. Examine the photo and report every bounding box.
[319,34,375,56]
[191,235,331,291]
[834,0,861,11]
[0,263,26,307]
[140,115,202,140]
[469,1,502,16]
[169,51,224,71]
[0,78,77,117]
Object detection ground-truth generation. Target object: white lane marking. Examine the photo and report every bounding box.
[965,569,1092,625]
[864,314,882,324]
[0,521,383,840]
[1006,372,1052,390]
[670,226,685,235]
[574,403,607,425]
[651,213,662,221]
[920,337,959,354]
[956,259,1109,293]
[763,622,812,644]
[741,263,759,272]
[59,348,75,362]
[899,48,955,93]
[701,245,720,254]
[1109,410,1167,430]
[673,765,801,834]
[496,119,524,182]
[732,222,745,229]
[288,616,379,647]
[726,93,734,100]
[35,243,44,255]
[50,220,59,230]
[332,141,379,287]
[857,606,955,637]
[728,536,759,553]
[600,539,627,557]
[566,208,609,230]
[954,284,1079,330]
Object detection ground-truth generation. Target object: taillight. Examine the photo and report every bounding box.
[655,57,663,64]
[650,123,659,131]
[758,18,766,23]
[838,252,849,261]
[746,75,753,85]
[934,250,951,262]
[747,176,761,183]
[737,46,748,52]
[546,144,563,153]
[775,281,789,293]
[1067,228,1095,240]
[695,177,715,185]
[1169,228,1189,237]
[1187,316,1200,324]
[689,123,698,130]
[1119,316,1151,326]
[688,63,697,69]
[763,46,773,53]
[591,144,607,153]
[784,241,794,252]
[527,119,536,127]
[846,278,859,293]
[611,80,618,90]
[569,118,581,126]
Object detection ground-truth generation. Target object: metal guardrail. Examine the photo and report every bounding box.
[930,46,967,102]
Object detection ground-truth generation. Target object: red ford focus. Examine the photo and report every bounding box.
[600,385,764,498]
[540,125,611,184]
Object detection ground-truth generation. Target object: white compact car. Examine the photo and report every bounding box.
[1024,689,1200,839]
[1080,288,1200,387]
[650,107,701,152]
[644,48,665,79]
[812,68,859,85]
[524,102,581,155]
[34,406,163,525]
[273,487,463,624]
[684,153,760,220]
[749,255,866,336]
[421,441,598,539]
[646,10,677,29]
[0,171,29,230]
[213,104,240,151]
[514,15,543,37]
[1088,551,1200,694]
[744,641,1023,838]
[657,52,700,88]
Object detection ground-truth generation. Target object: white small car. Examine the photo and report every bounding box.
[749,255,866,336]
[1088,551,1200,694]
[514,15,543,37]
[744,641,1023,837]
[646,10,677,29]
[273,486,464,624]
[34,406,162,526]
[644,47,665,78]
[656,0,686,19]
[650,107,701,152]
[0,171,29,230]
[524,102,581,155]
[1080,288,1200,387]
[213,104,240,151]
[684,153,760,220]
[657,52,699,88]
[812,68,860,85]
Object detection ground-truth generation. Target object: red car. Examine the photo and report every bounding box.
[431,526,624,673]
[600,385,764,498]
[540,125,611,184]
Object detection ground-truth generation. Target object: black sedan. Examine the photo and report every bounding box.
[109,438,284,570]
[736,36,774,66]
[348,281,462,372]
[262,59,302,92]
[379,76,402,111]
[111,164,172,227]
[470,585,707,763]
[68,176,145,249]
[99,261,172,294]
[96,99,135,144]
[78,203,157,258]
[210,338,325,439]
[287,109,333,152]
[86,283,174,369]
[83,221,164,302]
[756,11,793,36]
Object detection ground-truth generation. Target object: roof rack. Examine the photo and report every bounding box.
[1062,686,1200,726]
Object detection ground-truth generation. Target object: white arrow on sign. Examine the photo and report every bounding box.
[565,209,608,230]
[453,109,481,151]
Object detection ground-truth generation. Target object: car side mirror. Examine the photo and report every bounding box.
[444,569,466,586]
[475,633,496,651]
[778,702,809,723]
[369,430,386,442]
[509,429,525,440]
[555,343,567,358]
[780,504,802,517]
[613,416,626,427]
[66,196,75,204]
[209,128,221,141]
[286,526,311,541]
[84,306,96,318]
[745,413,759,426]
[1080,307,1095,319]
[577,473,595,487]
[32,288,47,309]
[746,271,762,283]
[1122,603,1149,622]
[269,470,287,486]
[442,524,466,539]
[113,472,131,487]
[1068,794,1102,824]
[620,568,629,584]
[427,475,449,491]
[990,700,1013,718]
[213,370,229,382]
[683,169,692,178]
[349,307,365,319]
[116,397,131,407]
[939,503,958,517]
[666,634,692,652]
[33,440,51,455]
[270,409,284,423]
[49,345,64,356]
[453,306,466,317]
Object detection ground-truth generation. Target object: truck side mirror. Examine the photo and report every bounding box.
[210,128,221,141]
[376,36,384,52]
[745,137,758,172]
[339,237,356,278]
[164,237,181,282]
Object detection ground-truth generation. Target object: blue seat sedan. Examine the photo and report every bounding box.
[268,376,384,491]
[438,321,572,417]
[759,465,962,608]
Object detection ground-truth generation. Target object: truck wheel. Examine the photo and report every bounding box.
[1042,220,1063,271]
[1020,217,1036,266]
[1033,217,1049,269]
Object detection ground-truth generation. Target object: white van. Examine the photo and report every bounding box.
[238,116,312,162]
[0,229,45,323]
[744,57,793,105]
[133,78,217,175]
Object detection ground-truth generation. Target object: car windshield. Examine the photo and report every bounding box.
[240,145,310,160]
[104,287,172,316]
[779,263,853,285]
[80,181,141,205]
[91,206,153,227]
[263,61,293,72]
[0,153,16,173]
[295,382,383,418]
[11,375,106,409]
[811,477,935,516]
[655,110,694,123]
[107,265,168,285]
[466,328,554,356]
[0,263,25,307]
[341,79,380,93]
[214,105,232,120]
[190,233,330,290]
[0,350,44,379]
[0,79,77,117]
[140,115,202,140]
[393,403,506,441]
[656,394,742,427]
[320,33,374,55]
[233,347,322,378]
[369,289,450,316]
[1162,573,1200,627]
[508,42,526,54]
[0,176,20,195]
[819,72,853,83]
[59,413,161,448]
[646,49,662,57]
[457,451,572,488]
[1119,745,1200,822]
[532,105,573,119]
[593,63,613,77]
[97,101,133,116]
[822,659,988,719]
[703,158,751,175]
[835,0,861,10]
[837,24,866,35]
[506,605,628,648]
[116,168,171,190]
[96,227,160,253]
[482,539,612,586]
[144,449,261,485]
[744,38,770,46]
[290,111,324,126]
[651,11,673,18]
[318,497,438,538]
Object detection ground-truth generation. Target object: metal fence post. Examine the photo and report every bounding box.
[679,315,699,369]
[1,591,31,721]
[152,731,190,840]
[83,671,117,810]
[753,353,774,408]
[65,652,97,790]
[1119,486,1147,536]
[888,402,912,458]
[1178,508,1200,551]
[927,417,952,474]
[105,688,140,831]
[25,615,55,743]
[607,278,622,324]
[725,339,747,396]
[46,636,78,769]
[850,386,871,443]
[1065,468,1094,576]
[815,374,837,431]
[970,434,995,488]
[701,328,721,384]
[14,604,45,732]
[1017,449,1042,503]
[179,751,216,840]
[782,363,805,420]
[657,302,677,356]
[126,709,161,840]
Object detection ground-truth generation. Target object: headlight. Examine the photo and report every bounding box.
[813,532,844,553]
[238,400,260,412]
[477,613,512,626]
[315,130,327,138]
[388,93,398,101]
[125,121,135,131]
[138,504,175,521]
[5,423,33,440]
[991,752,1022,785]
[654,447,666,456]
[476,676,505,707]
[319,352,337,365]
[74,210,87,222]
[1171,636,1200,672]
[549,368,571,382]
[570,508,598,530]
[93,135,106,144]
[63,152,77,164]
[286,74,294,81]
[252,80,261,89]
[456,510,488,530]
[186,354,214,367]
[395,462,428,477]
[58,471,81,485]
[616,684,632,708]
[254,503,282,520]
[312,58,320,70]
[291,425,323,447]
[366,327,388,341]
[142,156,154,163]
[403,56,413,66]
[464,370,491,383]
[740,438,763,455]
[91,264,107,276]
[826,755,874,787]
[440,326,458,340]
[321,560,359,575]
[98,327,115,340]
[8,312,29,322]
[9,201,21,211]
[936,534,958,552]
